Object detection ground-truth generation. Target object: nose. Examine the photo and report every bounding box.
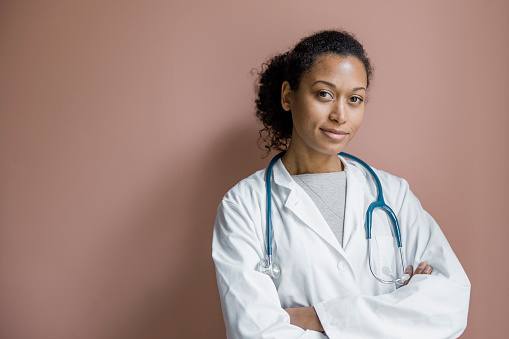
[329,100,347,124]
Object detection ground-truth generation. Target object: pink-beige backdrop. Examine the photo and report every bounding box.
[1,1,508,338]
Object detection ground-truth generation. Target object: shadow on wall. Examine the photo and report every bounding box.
[147,122,268,338]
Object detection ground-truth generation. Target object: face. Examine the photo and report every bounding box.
[281,54,367,157]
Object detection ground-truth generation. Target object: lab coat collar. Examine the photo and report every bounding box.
[271,155,366,187]
[271,155,372,258]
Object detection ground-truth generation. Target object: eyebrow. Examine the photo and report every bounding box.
[312,80,336,88]
[312,80,366,91]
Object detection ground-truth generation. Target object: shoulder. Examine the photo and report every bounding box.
[220,168,266,210]
[214,168,266,237]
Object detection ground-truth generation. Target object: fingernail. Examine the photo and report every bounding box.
[418,262,426,269]
[424,266,431,274]
[405,266,411,274]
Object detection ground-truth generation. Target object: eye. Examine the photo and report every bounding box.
[317,91,333,99]
[349,96,364,103]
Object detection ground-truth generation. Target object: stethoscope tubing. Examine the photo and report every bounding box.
[339,152,403,248]
[264,151,406,284]
[265,152,284,261]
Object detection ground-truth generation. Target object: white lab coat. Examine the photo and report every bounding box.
[212,156,470,339]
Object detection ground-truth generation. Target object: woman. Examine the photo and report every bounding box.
[212,30,470,338]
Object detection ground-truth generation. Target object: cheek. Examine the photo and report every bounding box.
[291,112,310,137]
[291,104,312,127]
[352,109,365,127]
[293,101,325,123]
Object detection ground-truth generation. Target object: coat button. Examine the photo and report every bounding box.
[337,261,347,272]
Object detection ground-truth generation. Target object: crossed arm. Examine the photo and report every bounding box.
[285,262,434,332]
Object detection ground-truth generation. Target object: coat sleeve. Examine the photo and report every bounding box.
[313,179,471,339]
[212,199,327,339]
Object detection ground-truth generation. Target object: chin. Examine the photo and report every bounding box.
[314,147,345,156]
[323,142,350,155]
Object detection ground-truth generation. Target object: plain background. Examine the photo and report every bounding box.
[1,1,508,338]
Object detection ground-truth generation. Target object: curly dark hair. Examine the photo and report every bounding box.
[255,30,373,154]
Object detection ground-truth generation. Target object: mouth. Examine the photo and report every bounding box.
[320,128,349,141]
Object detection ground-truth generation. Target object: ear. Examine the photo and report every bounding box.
[281,81,292,111]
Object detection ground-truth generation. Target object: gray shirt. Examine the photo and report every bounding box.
[292,171,347,247]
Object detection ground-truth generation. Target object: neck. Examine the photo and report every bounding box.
[282,144,343,175]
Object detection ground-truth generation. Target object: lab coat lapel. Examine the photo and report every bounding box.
[342,161,373,256]
[272,159,347,256]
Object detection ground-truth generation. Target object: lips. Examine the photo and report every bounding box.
[321,128,347,135]
[320,128,348,140]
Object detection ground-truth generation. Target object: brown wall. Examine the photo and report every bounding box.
[1,1,507,338]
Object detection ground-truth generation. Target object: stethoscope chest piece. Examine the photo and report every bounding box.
[257,257,281,280]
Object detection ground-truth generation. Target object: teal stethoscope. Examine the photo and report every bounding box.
[257,151,410,287]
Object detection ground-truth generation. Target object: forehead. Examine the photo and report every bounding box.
[302,54,367,86]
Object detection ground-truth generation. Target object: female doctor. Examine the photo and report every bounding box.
[212,30,470,338]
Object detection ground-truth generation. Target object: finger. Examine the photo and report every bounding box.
[403,265,413,286]
[414,262,427,275]
[423,265,433,274]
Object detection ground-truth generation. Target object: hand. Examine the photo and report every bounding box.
[402,261,433,286]
[284,306,324,333]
